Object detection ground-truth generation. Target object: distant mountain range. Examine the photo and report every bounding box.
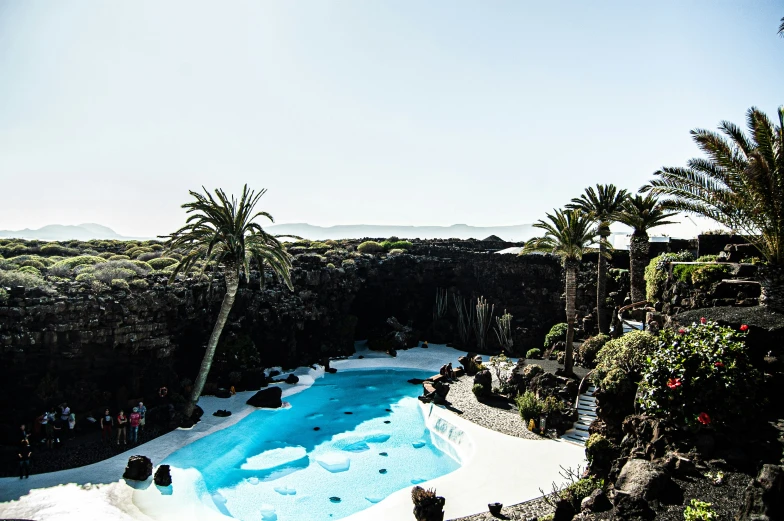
[266,223,539,242]
[0,224,135,241]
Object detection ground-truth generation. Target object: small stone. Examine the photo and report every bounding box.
[384,420,391,424]
[313,427,320,431]
[329,496,341,503]
[379,469,387,474]
[344,411,353,415]
[379,452,388,457]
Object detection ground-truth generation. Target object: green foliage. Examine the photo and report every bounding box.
[472,383,487,398]
[523,364,543,379]
[326,263,336,269]
[638,320,761,428]
[691,264,731,286]
[91,261,144,283]
[526,348,542,359]
[98,252,114,259]
[388,248,406,255]
[585,433,614,463]
[538,515,554,521]
[17,266,41,276]
[75,273,96,283]
[0,287,6,304]
[559,477,605,511]
[542,395,565,415]
[308,242,330,250]
[644,251,694,301]
[0,269,53,292]
[577,334,610,368]
[125,246,153,259]
[357,241,385,254]
[18,259,46,270]
[39,243,79,256]
[516,391,543,421]
[108,255,131,261]
[381,240,413,251]
[683,499,717,521]
[111,279,130,290]
[129,279,149,290]
[341,258,355,267]
[147,257,178,270]
[50,255,105,272]
[695,255,718,262]
[594,330,657,390]
[543,323,568,349]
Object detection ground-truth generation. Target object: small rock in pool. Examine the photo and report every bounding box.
[344,411,353,415]
[329,497,341,503]
[384,420,391,424]
[379,469,387,474]
[313,427,320,431]
[379,452,388,457]
[385,408,392,412]
[358,355,365,359]
[412,441,426,448]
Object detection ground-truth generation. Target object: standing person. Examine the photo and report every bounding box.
[100,408,113,443]
[60,402,71,424]
[116,410,128,445]
[18,438,31,479]
[137,401,147,432]
[19,423,30,443]
[43,409,55,449]
[129,407,141,444]
[68,413,76,438]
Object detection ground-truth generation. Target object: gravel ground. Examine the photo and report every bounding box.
[449,495,553,521]
[441,374,542,441]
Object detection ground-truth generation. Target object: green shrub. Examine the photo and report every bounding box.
[683,499,717,521]
[39,243,78,257]
[638,320,760,429]
[388,248,406,255]
[558,477,604,511]
[131,260,153,271]
[129,279,149,291]
[17,259,46,270]
[472,383,488,398]
[0,288,7,304]
[594,330,657,385]
[76,272,96,283]
[644,251,694,301]
[543,323,568,349]
[695,255,718,262]
[381,240,413,250]
[577,334,610,368]
[357,241,385,254]
[538,515,554,521]
[585,433,614,464]
[326,263,336,269]
[17,266,41,276]
[98,252,114,259]
[111,279,130,290]
[691,264,731,286]
[50,255,105,273]
[148,257,178,270]
[125,246,152,258]
[523,364,543,379]
[108,255,130,261]
[308,242,331,250]
[0,270,53,293]
[542,395,564,415]
[149,244,164,251]
[516,391,543,421]
[526,348,542,359]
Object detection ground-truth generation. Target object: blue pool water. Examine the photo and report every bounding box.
[164,369,461,521]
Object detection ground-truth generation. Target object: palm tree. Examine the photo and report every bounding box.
[163,185,294,417]
[522,209,598,375]
[642,106,784,311]
[617,194,678,303]
[567,184,629,334]
[779,16,783,37]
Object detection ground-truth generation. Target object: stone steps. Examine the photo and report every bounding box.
[560,386,598,446]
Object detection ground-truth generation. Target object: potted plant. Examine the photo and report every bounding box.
[412,486,445,521]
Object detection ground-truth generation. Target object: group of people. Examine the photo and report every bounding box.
[35,402,76,449]
[439,362,457,379]
[100,402,147,445]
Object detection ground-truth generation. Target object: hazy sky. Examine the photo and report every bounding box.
[0,1,782,238]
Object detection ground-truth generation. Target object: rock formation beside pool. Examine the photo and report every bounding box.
[246,387,283,408]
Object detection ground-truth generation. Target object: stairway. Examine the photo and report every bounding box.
[561,384,597,445]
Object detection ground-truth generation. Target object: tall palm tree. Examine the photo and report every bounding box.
[521,209,598,375]
[617,194,678,303]
[642,106,784,311]
[163,185,294,417]
[567,184,629,334]
[779,16,783,37]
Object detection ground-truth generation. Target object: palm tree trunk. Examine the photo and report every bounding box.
[184,270,240,417]
[629,234,649,303]
[564,261,577,376]
[596,238,609,334]
[758,263,784,312]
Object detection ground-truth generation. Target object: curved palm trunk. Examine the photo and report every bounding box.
[564,260,578,376]
[184,270,240,417]
[596,232,609,334]
[629,233,649,304]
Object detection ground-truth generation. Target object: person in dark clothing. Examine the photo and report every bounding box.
[100,408,113,443]
[18,438,31,479]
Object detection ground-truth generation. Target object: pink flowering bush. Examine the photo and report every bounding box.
[638,321,761,429]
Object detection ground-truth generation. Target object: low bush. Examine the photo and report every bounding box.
[644,251,694,301]
[388,248,406,255]
[17,259,46,270]
[0,288,7,304]
[523,364,543,379]
[111,279,130,291]
[691,264,732,286]
[543,323,567,349]
[148,257,178,270]
[585,433,614,464]
[17,266,41,276]
[137,251,162,261]
[638,320,761,429]
[50,255,105,275]
[558,477,604,512]
[75,273,96,283]
[381,240,413,251]
[576,334,610,368]
[472,383,488,398]
[39,243,79,257]
[357,241,385,254]
[526,348,542,359]
[695,254,718,262]
[308,242,331,250]
[129,279,149,291]
[108,255,131,261]
[516,391,543,421]
[683,499,717,521]
[326,263,336,269]
[594,330,657,387]
[541,395,564,415]
[98,252,114,259]
[0,270,53,293]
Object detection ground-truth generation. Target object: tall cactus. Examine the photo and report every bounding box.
[473,296,495,351]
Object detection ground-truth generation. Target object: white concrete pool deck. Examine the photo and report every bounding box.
[0,343,585,521]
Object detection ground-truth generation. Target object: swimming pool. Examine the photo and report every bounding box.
[163,369,461,521]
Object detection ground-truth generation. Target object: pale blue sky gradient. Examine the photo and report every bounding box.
[0,1,782,237]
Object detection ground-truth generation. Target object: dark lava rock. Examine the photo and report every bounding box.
[212,409,231,417]
[123,455,153,481]
[326,368,337,373]
[246,386,283,408]
[385,408,392,412]
[269,370,281,377]
[379,469,387,474]
[615,459,680,503]
[344,411,353,415]
[330,497,341,503]
[313,427,320,431]
[737,464,784,521]
[285,374,299,384]
[379,452,388,456]
[408,378,426,385]
[581,488,612,513]
[473,369,491,389]
[154,464,172,487]
[611,494,655,521]
[384,420,391,424]
[553,498,576,521]
[214,388,231,399]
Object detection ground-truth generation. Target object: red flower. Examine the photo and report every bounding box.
[678,328,687,335]
[714,361,724,368]
[698,412,711,425]
[740,324,749,332]
[667,378,682,389]
[700,317,707,324]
